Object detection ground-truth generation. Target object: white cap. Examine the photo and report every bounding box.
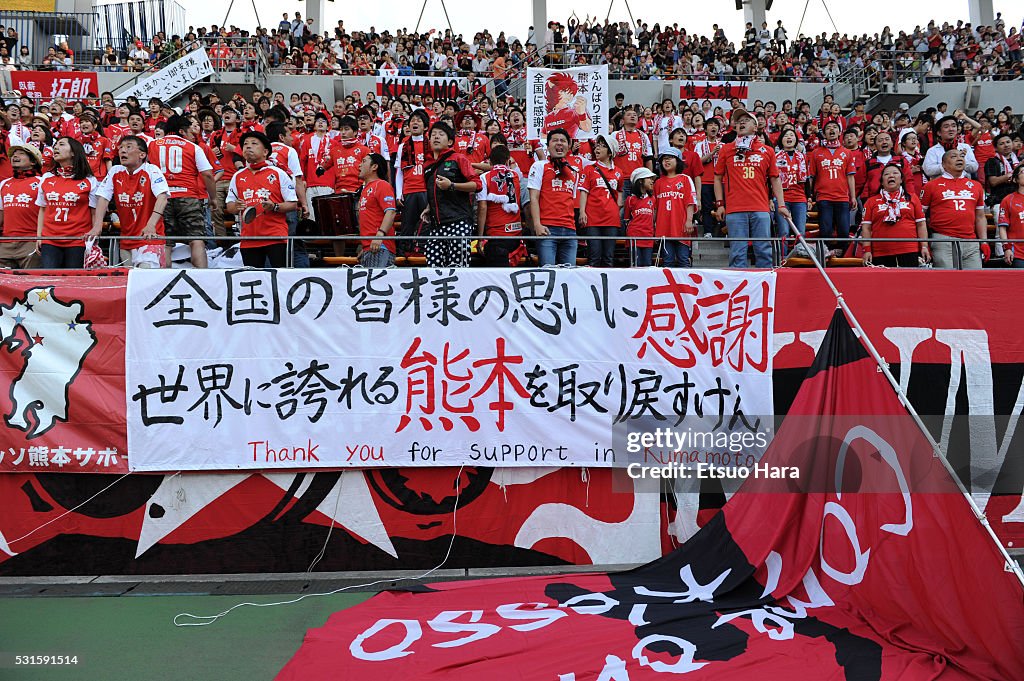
[630,167,657,184]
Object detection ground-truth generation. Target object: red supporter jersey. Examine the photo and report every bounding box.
[454,131,491,166]
[0,175,42,238]
[678,148,703,184]
[397,137,428,195]
[613,129,652,177]
[96,163,169,249]
[714,140,779,214]
[328,141,370,194]
[847,147,867,194]
[269,142,302,177]
[809,147,855,201]
[626,194,655,248]
[35,172,98,247]
[527,159,579,229]
[776,150,808,203]
[694,137,723,184]
[653,174,697,240]
[998,193,1024,258]
[505,130,540,176]
[973,132,995,165]
[148,135,214,199]
[580,162,623,227]
[227,163,297,248]
[357,178,397,252]
[212,127,244,181]
[921,175,985,239]
[477,166,522,235]
[106,123,132,148]
[145,115,167,135]
[543,108,588,139]
[862,191,925,257]
[79,133,113,181]
[300,134,335,188]
[357,131,389,157]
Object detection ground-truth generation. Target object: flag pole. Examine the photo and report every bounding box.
[781,216,1024,588]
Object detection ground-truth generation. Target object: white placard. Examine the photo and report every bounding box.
[126,268,774,471]
[116,48,214,103]
[526,65,609,141]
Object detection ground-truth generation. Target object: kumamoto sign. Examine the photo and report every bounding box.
[375,76,468,100]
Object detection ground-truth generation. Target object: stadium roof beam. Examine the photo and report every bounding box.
[968,0,994,27]
[737,0,769,29]
[306,0,325,42]
[533,0,547,55]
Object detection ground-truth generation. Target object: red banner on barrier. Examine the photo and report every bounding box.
[0,272,128,473]
[10,71,99,102]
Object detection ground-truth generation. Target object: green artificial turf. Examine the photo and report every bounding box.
[0,592,370,680]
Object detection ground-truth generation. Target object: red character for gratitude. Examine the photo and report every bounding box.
[542,73,593,139]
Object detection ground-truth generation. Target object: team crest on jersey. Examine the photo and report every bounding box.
[267,172,278,185]
[77,182,88,191]
[140,175,147,186]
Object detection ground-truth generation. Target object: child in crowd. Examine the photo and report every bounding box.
[626,167,657,266]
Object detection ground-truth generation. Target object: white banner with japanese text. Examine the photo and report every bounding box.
[526,65,608,141]
[678,81,750,110]
[125,268,775,471]
[115,48,214,103]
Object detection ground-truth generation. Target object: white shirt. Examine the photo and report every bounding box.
[922,142,978,179]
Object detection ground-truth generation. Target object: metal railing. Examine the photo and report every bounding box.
[9,235,1023,272]
[0,10,101,67]
[93,0,186,57]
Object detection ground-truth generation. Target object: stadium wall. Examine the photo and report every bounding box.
[87,73,1024,114]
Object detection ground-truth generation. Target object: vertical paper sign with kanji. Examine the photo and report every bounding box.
[125,269,775,471]
[526,65,609,141]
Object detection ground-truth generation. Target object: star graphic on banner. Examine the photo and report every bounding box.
[67,322,78,331]
[24,303,33,311]
[31,333,44,346]
[136,472,398,560]
[36,290,49,301]
[12,313,24,325]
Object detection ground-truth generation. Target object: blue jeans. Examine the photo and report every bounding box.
[776,200,807,255]
[40,244,86,269]
[658,239,691,267]
[816,199,851,242]
[537,226,578,266]
[587,226,617,267]
[286,210,310,268]
[725,211,773,268]
[633,246,652,266]
[701,184,719,236]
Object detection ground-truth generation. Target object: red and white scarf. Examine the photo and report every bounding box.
[880,186,905,224]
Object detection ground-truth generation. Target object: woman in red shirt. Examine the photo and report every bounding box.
[578,135,624,268]
[998,165,1024,269]
[35,137,98,269]
[774,126,808,250]
[861,164,929,268]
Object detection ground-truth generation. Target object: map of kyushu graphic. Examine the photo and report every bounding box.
[0,287,97,438]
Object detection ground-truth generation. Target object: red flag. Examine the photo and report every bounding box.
[279,310,1024,680]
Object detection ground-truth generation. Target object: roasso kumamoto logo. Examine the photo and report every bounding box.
[0,286,97,438]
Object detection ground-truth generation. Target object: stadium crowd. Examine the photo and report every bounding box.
[1,13,1023,271]
[3,12,1024,81]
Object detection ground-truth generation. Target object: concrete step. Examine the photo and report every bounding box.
[692,237,732,268]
